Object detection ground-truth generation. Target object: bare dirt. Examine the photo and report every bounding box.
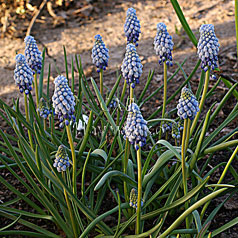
[0,0,238,237]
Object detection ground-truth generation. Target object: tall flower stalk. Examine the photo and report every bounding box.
[154,23,174,139]
[24,36,42,110]
[52,75,77,194]
[190,24,219,135]
[122,103,148,234]
[14,54,34,148]
[177,87,199,230]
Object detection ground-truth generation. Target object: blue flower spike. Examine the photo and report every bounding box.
[53,145,70,172]
[122,103,148,150]
[197,24,219,72]
[24,35,42,74]
[154,23,174,66]
[124,8,141,46]
[177,87,199,121]
[52,75,76,128]
[14,54,33,95]
[129,188,144,209]
[38,98,50,119]
[121,43,143,89]
[91,34,109,73]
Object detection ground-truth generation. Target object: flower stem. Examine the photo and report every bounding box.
[123,138,130,203]
[100,69,103,97]
[66,124,77,195]
[24,93,34,149]
[136,146,142,235]
[162,62,167,119]
[43,119,47,131]
[62,173,78,238]
[190,68,210,136]
[235,0,238,65]
[34,72,39,113]
[130,84,134,104]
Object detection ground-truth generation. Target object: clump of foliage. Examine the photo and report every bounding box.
[0,0,238,237]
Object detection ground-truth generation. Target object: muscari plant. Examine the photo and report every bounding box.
[0,2,238,238]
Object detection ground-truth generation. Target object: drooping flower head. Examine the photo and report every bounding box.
[121,43,143,88]
[53,145,70,172]
[154,23,174,66]
[14,54,33,95]
[177,87,199,120]
[124,8,141,46]
[129,188,144,209]
[91,34,109,72]
[38,98,50,119]
[52,75,76,128]
[24,35,42,74]
[122,103,148,150]
[197,24,219,72]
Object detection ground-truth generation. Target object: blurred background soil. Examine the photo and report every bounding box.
[0,0,237,237]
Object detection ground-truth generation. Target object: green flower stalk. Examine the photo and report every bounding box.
[24,35,42,110]
[154,23,174,139]
[191,24,219,135]
[122,103,148,234]
[14,54,34,148]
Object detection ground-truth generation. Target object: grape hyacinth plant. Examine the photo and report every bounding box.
[154,23,174,140]
[121,43,143,106]
[124,7,141,46]
[91,34,109,96]
[52,75,76,128]
[24,35,42,110]
[14,54,33,95]
[1,4,238,238]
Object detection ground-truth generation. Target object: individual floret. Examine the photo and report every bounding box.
[177,87,199,120]
[154,23,174,66]
[122,103,148,150]
[24,35,42,74]
[197,24,219,72]
[53,145,70,172]
[129,188,144,209]
[121,43,143,88]
[52,75,76,128]
[14,54,33,94]
[91,34,109,72]
[38,98,50,119]
[124,7,141,46]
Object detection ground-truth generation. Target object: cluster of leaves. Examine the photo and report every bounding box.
[0,0,238,237]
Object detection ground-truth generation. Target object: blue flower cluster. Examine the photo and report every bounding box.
[121,44,143,88]
[154,23,174,66]
[38,98,50,119]
[172,122,181,140]
[91,34,109,72]
[122,103,148,150]
[129,188,144,209]
[24,35,42,74]
[52,75,76,128]
[14,54,33,95]
[53,145,70,172]
[177,87,199,120]
[161,121,172,134]
[197,24,219,72]
[124,8,141,46]
[108,98,117,110]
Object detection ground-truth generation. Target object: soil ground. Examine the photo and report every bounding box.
[0,0,238,237]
